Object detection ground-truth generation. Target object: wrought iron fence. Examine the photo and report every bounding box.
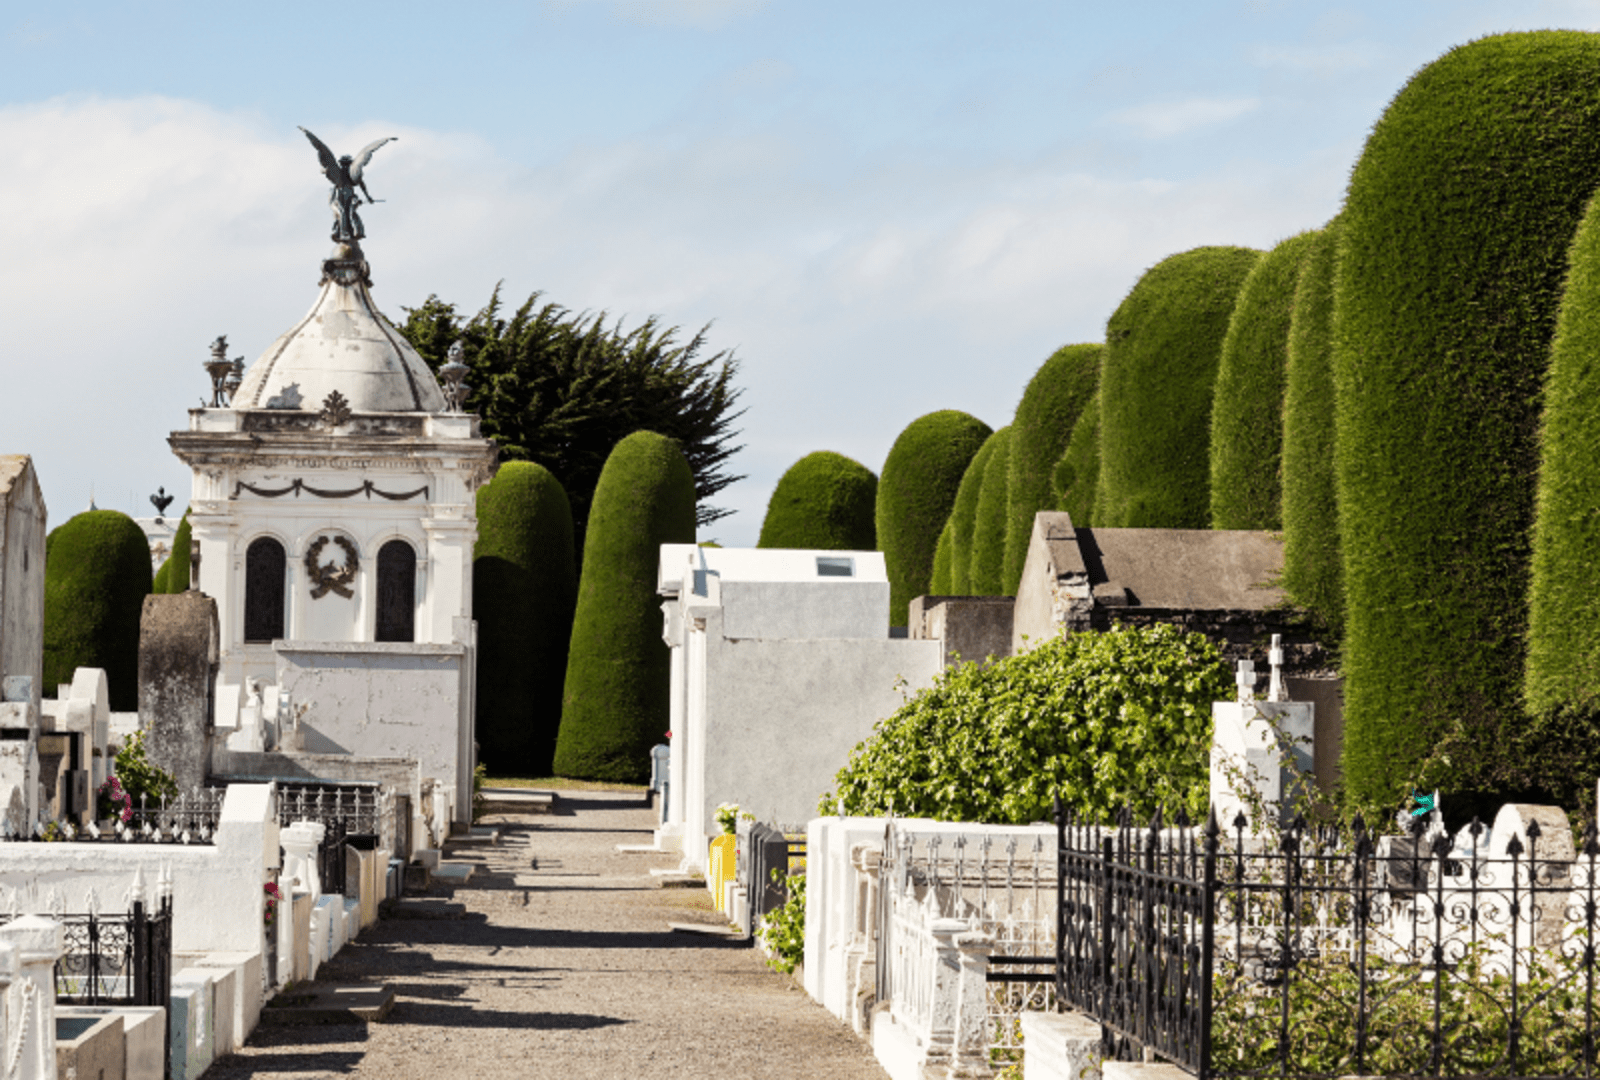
[1054,802,1600,1079]
[1,787,225,844]
[276,782,389,897]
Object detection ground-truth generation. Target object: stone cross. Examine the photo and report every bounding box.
[1235,660,1256,704]
[1267,634,1287,702]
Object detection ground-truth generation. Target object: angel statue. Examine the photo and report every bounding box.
[298,127,397,244]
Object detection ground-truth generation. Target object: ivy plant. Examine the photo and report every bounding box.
[113,729,178,807]
[757,871,806,974]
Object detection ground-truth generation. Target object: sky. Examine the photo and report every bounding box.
[5,0,1600,546]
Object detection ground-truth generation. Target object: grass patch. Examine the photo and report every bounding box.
[482,775,649,793]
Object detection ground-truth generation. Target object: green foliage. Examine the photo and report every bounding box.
[398,288,743,552]
[821,623,1230,825]
[161,513,191,594]
[969,426,1013,595]
[1210,232,1318,530]
[757,451,877,551]
[113,729,178,806]
[1281,222,1344,639]
[1097,246,1261,528]
[1004,344,1101,594]
[151,560,169,595]
[876,411,993,624]
[554,431,697,782]
[472,763,488,823]
[474,461,577,777]
[930,519,955,595]
[1333,31,1600,813]
[947,431,1002,595]
[42,510,152,711]
[757,871,806,974]
[1053,395,1101,525]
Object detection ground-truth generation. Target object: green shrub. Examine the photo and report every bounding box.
[1525,187,1600,795]
[1210,232,1318,530]
[1333,31,1600,813]
[1281,222,1344,637]
[1004,344,1101,593]
[969,426,1013,595]
[112,729,177,807]
[757,871,806,974]
[162,513,191,594]
[151,559,169,595]
[1097,246,1261,528]
[42,510,152,710]
[757,451,877,551]
[474,461,577,777]
[1053,395,1101,525]
[821,622,1230,824]
[876,411,993,624]
[554,432,696,781]
[947,430,1002,595]
[930,519,955,595]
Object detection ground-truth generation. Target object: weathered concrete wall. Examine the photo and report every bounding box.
[0,456,46,711]
[908,596,1014,668]
[140,592,219,795]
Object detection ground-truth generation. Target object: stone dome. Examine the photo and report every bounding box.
[234,246,446,414]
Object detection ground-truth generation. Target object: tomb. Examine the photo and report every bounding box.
[0,456,45,833]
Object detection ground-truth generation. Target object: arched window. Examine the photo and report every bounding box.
[244,537,286,643]
[376,539,417,643]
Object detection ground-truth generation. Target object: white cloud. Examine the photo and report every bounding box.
[541,0,769,30]
[1108,97,1262,139]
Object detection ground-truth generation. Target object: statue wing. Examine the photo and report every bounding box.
[298,127,341,183]
[349,137,396,184]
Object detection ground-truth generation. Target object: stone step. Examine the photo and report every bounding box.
[261,984,395,1025]
[383,897,467,920]
[478,788,556,815]
[431,861,475,884]
[668,921,744,938]
[446,826,502,847]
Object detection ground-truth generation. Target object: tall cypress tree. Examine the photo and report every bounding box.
[42,510,152,711]
[969,427,1013,596]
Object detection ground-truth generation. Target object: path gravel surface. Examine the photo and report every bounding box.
[204,790,887,1079]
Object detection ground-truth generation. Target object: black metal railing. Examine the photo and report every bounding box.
[1054,802,1600,1079]
[2,788,225,844]
[277,782,387,897]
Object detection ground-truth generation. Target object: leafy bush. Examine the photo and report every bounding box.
[821,623,1230,825]
[947,430,1003,595]
[1097,246,1260,528]
[876,411,993,623]
[757,451,877,551]
[1334,31,1600,813]
[554,431,697,782]
[1209,231,1317,530]
[1281,221,1343,639]
[1052,395,1100,526]
[155,513,192,595]
[1004,344,1101,593]
[113,729,177,807]
[42,510,153,711]
[757,871,806,974]
[474,461,576,777]
[930,519,955,595]
[968,426,1012,595]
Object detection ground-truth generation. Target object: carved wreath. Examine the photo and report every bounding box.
[305,535,359,599]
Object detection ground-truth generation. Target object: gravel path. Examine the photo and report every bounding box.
[205,790,886,1079]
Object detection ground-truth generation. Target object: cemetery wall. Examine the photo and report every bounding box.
[907,596,1014,668]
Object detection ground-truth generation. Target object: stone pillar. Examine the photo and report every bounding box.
[951,929,996,1078]
[925,918,968,1074]
[0,915,61,1080]
[139,592,219,796]
[846,842,883,1035]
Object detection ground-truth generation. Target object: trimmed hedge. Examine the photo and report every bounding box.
[1097,246,1261,528]
[969,426,1013,595]
[554,432,696,781]
[947,431,1002,595]
[474,462,577,777]
[1281,222,1343,636]
[757,451,878,551]
[154,513,191,595]
[877,411,993,623]
[1525,188,1600,797]
[1004,344,1102,593]
[930,519,955,595]
[1053,395,1101,526]
[820,622,1230,825]
[1210,232,1318,530]
[1334,31,1600,812]
[42,510,152,711]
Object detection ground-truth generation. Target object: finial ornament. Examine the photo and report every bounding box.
[150,486,175,519]
[298,127,396,245]
[205,336,245,407]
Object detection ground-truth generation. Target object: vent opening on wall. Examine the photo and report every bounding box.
[816,556,854,577]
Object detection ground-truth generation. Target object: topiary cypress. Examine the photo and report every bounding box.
[1053,395,1101,526]
[947,431,1002,595]
[1281,222,1344,637]
[930,519,955,595]
[152,559,170,595]
[42,510,152,711]
[1004,344,1102,594]
[969,426,1013,595]
[554,431,696,781]
[474,462,577,778]
[1210,232,1319,530]
[757,451,878,551]
[1335,31,1600,813]
[1097,246,1261,528]
[877,411,993,624]
[1523,188,1600,798]
[161,513,191,594]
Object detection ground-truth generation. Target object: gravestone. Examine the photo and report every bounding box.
[139,592,219,795]
[1210,653,1314,828]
